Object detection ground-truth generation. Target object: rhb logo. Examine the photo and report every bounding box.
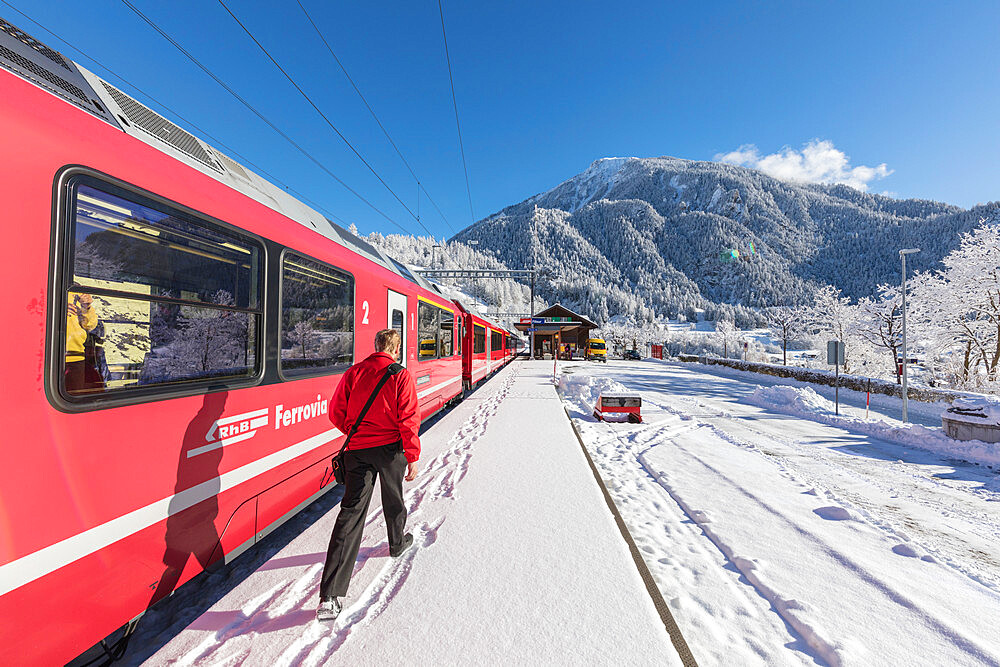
[189,408,269,458]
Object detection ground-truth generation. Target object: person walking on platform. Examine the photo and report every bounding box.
[318,329,421,621]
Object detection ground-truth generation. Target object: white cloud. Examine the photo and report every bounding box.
[714,140,892,191]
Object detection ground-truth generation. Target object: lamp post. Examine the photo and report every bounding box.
[900,248,920,423]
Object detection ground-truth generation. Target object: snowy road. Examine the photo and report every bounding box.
[561,360,1000,666]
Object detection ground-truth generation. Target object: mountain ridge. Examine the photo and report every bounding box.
[450,156,998,325]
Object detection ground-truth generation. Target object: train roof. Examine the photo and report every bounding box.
[0,17,435,291]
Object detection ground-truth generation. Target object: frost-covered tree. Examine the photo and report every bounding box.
[715,319,739,359]
[809,285,857,371]
[910,219,1000,389]
[853,285,903,382]
[141,290,251,383]
[287,319,316,359]
[765,306,802,366]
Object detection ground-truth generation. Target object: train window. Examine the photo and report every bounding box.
[439,309,454,357]
[418,301,438,360]
[280,253,354,377]
[491,330,501,353]
[474,324,485,354]
[391,309,404,340]
[61,179,263,400]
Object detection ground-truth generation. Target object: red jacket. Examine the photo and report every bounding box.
[329,352,421,462]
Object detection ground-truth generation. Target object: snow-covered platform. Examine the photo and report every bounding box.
[561,359,1000,666]
[137,361,683,665]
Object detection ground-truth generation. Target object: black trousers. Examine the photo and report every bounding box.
[320,442,408,599]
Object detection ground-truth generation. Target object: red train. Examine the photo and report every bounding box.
[0,19,518,665]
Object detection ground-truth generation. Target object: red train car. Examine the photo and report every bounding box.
[487,326,507,375]
[0,20,476,664]
[412,291,464,414]
[457,304,496,390]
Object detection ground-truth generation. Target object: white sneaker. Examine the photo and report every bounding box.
[317,597,343,622]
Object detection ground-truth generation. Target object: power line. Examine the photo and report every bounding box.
[0,0,350,227]
[438,0,476,226]
[216,0,434,236]
[294,0,455,234]
[118,0,413,235]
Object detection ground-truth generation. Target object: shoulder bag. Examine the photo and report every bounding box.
[331,362,404,485]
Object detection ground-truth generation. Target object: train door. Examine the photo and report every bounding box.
[388,290,407,367]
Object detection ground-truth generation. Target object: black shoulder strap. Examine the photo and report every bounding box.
[339,363,406,453]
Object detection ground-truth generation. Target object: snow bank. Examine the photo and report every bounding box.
[691,356,964,405]
[747,385,1000,467]
[558,374,630,415]
[749,384,837,415]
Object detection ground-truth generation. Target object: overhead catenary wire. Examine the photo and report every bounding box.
[438,0,476,226]
[294,0,455,234]
[118,0,413,235]
[216,0,434,237]
[0,0,352,228]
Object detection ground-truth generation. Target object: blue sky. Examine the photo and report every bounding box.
[5,0,1000,238]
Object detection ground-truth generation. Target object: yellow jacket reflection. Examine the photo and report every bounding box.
[66,292,98,361]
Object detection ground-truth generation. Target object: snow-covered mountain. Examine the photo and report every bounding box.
[450,157,999,326]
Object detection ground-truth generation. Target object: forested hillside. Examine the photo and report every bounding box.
[447,157,998,326]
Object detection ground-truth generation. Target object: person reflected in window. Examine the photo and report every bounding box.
[65,291,105,394]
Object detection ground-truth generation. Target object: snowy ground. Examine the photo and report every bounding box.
[559,359,1000,666]
[129,361,681,666]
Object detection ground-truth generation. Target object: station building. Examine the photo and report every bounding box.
[513,303,598,359]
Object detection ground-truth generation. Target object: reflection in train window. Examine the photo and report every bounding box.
[418,301,438,360]
[280,253,354,377]
[63,179,263,398]
[439,308,453,357]
[474,324,486,354]
[392,309,404,339]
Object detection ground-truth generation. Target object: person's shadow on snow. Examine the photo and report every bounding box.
[150,389,227,606]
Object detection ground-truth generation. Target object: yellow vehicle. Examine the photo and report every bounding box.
[419,338,437,358]
[585,338,607,362]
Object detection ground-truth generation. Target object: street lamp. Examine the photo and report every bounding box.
[900,248,920,423]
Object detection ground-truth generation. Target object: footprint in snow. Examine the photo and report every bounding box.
[892,543,920,558]
[813,506,852,521]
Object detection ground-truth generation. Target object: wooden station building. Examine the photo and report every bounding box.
[513,303,599,359]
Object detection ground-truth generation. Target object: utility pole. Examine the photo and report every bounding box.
[529,267,536,359]
[900,248,920,423]
[468,239,480,307]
